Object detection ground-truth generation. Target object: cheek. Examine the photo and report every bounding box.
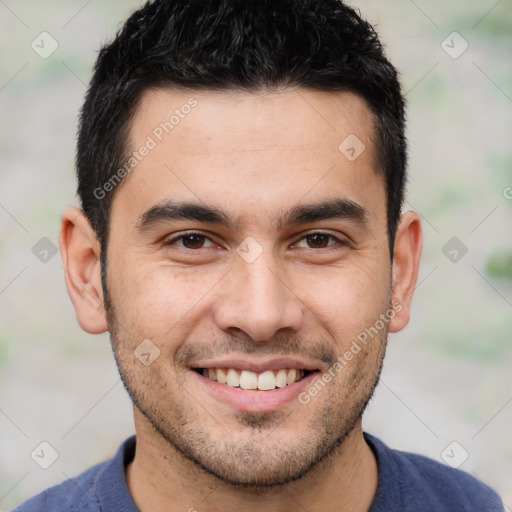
[108,258,223,340]
[292,260,390,343]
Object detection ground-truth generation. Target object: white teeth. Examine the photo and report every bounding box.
[204,368,307,390]
[216,368,227,384]
[257,370,276,390]
[275,369,287,388]
[226,368,240,387]
[239,370,258,389]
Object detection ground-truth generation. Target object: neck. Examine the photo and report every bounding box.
[126,411,378,512]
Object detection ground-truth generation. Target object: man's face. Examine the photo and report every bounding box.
[105,88,393,486]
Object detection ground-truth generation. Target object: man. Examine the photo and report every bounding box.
[14,0,504,510]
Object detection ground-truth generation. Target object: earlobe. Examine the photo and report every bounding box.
[59,206,108,334]
[388,210,423,333]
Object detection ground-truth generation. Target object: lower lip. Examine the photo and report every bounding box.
[191,370,319,413]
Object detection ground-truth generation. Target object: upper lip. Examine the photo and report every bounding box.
[190,356,321,373]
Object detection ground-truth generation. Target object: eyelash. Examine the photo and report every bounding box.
[163,230,347,251]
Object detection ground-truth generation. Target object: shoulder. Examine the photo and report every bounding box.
[365,433,504,512]
[11,437,137,512]
[11,462,105,512]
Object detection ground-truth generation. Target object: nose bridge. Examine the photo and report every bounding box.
[213,249,303,341]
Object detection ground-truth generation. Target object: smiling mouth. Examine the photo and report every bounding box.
[192,367,315,391]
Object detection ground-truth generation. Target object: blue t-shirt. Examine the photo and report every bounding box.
[12,433,504,511]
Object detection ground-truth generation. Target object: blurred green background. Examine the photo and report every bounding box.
[0,0,511,509]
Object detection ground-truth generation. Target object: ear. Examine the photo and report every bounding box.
[388,210,422,333]
[59,206,108,334]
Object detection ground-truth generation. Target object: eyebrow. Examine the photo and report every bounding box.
[136,197,367,231]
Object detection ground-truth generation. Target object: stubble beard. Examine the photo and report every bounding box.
[104,286,387,489]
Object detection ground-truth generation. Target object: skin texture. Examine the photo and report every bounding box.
[60,88,422,512]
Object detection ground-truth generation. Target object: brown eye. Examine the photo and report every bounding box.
[305,233,331,248]
[181,234,206,249]
[294,232,341,249]
[164,232,216,250]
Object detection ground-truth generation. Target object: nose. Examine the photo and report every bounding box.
[212,253,304,342]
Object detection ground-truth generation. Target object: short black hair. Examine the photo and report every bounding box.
[77,0,406,257]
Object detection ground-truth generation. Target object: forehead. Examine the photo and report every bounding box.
[114,87,385,229]
[131,87,376,156]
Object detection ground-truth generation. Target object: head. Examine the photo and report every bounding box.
[61,0,421,488]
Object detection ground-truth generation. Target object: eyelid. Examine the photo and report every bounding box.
[163,230,217,247]
[291,230,347,249]
[163,229,348,250]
